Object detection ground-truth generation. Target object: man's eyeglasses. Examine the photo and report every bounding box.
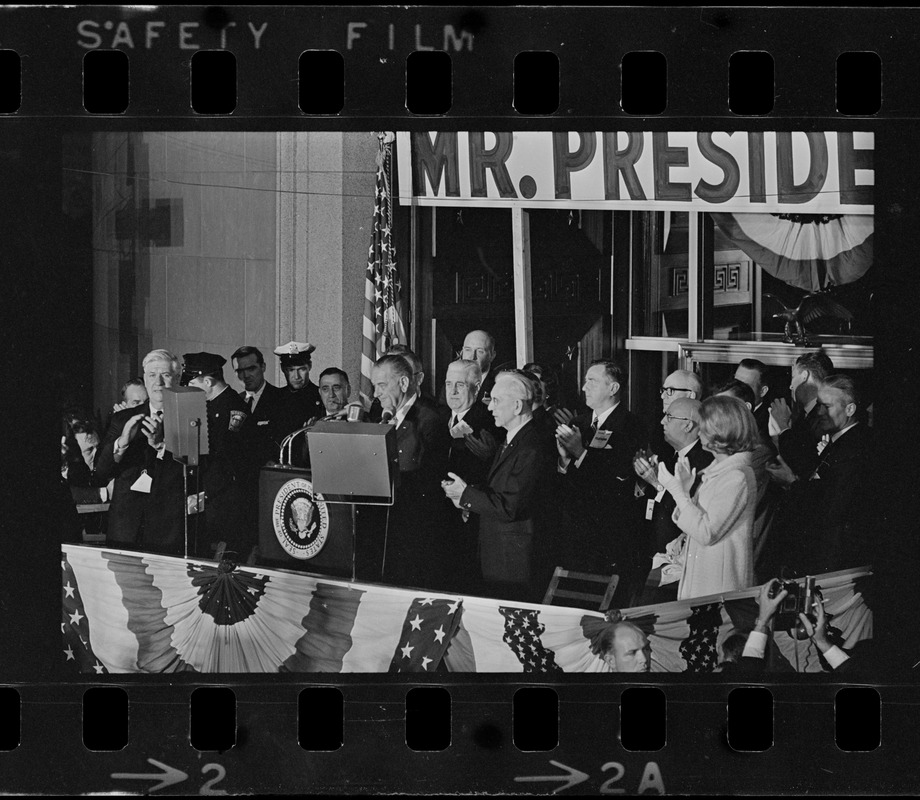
[663,413,692,423]
[660,386,693,397]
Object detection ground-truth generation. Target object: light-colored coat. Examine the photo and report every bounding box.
[671,451,756,600]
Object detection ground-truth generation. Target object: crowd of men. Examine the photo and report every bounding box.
[62,329,872,613]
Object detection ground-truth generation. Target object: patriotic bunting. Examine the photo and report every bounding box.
[389,597,462,673]
[710,212,873,292]
[61,555,108,675]
[63,545,872,674]
[443,567,873,673]
[63,545,460,674]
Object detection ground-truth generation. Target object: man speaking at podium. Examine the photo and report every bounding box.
[369,354,448,588]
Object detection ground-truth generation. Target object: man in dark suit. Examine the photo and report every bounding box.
[370,354,449,589]
[461,329,498,405]
[444,370,552,602]
[231,345,295,550]
[443,359,498,487]
[274,340,324,432]
[94,349,187,555]
[768,374,870,574]
[735,358,772,442]
[555,360,648,595]
[633,397,713,604]
[367,345,437,421]
[182,352,250,559]
[231,345,292,466]
[439,359,497,592]
[769,350,834,479]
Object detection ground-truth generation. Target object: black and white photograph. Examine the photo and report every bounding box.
[56,128,878,676]
[1,4,918,796]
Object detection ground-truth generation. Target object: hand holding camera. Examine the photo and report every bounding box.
[765,576,818,640]
[796,588,831,651]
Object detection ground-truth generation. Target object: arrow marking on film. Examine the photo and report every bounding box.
[111,758,189,793]
[514,760,590,794]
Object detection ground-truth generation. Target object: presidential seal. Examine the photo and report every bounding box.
[271,478,330,559]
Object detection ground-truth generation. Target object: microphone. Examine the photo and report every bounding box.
[322,402,367,422]
[380,409,394,424]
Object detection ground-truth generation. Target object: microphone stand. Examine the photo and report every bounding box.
[181,417,202,560]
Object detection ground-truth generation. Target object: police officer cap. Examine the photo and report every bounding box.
[181,352,227,385]
[275,341,316,368]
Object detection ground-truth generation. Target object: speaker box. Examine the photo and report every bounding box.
[258,465,355,579]
[161,386,209,465]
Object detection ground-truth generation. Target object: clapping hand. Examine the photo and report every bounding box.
[118,413,146,447]
[633,449,661,489]
[141,414,164,448]
[441,472,467,509]
[555,423,584,459]
[766,454,797,486]
[770,397,793,433]
[552,406,575,426]
[464,428,497,461]
[657,459,696,496]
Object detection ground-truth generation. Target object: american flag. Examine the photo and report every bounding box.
[678,602,722,673]
[62,553,108,674]
[360,132,407,397]
[498,607,564,674]
[388,597,463,673]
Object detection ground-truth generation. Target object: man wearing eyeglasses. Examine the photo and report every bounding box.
[660,370,703,412]
[633,397,713,604]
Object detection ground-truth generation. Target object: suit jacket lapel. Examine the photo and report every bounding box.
[489,438,512,479]
[489,420,530,479]
[582,404,621,448]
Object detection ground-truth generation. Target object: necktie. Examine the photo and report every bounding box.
[245,394,254,411]
[450,415,458,429]
[584,416,598,447]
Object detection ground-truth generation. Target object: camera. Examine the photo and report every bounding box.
[769,576,817,638]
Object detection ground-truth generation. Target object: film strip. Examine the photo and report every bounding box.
[1,5,918,795]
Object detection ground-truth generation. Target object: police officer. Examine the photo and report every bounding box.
[275,341,324,430]
[182,352,251,560]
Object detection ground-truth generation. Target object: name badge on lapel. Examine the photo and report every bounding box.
[130,469,152,493]
[589,429,612,448]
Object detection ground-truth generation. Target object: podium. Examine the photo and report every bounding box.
[258,465,356,578]
[258,420,398,580]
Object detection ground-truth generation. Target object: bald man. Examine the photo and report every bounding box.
[461,329,497,404]
[660,370,703,412]
[598,622,651,672]
[633,397,713,604]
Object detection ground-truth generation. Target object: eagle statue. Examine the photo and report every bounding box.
[762,291,854,345]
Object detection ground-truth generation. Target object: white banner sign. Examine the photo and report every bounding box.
[396,131,874,215]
